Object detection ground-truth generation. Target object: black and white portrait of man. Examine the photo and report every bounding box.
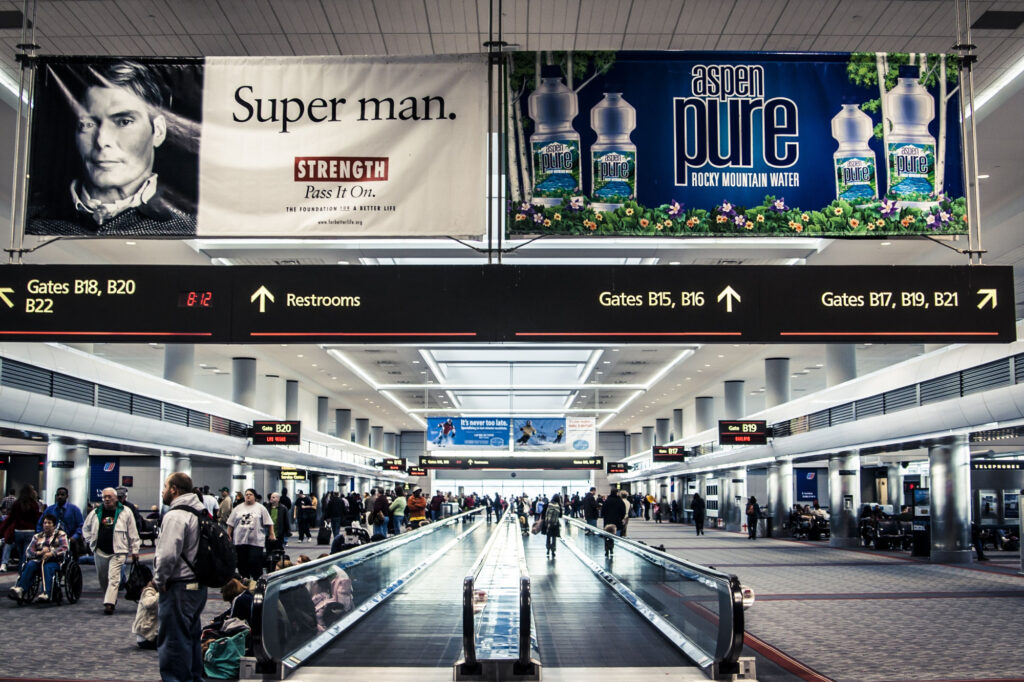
[26,59,202,237]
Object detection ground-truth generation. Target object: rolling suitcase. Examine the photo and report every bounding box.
[316,525,331,545]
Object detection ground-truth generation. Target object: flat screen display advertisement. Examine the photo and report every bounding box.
[513,417,596,452]
[89,457,119,502]
[25,55,486,238]
[507,51,965,239]
[427,417,511,451]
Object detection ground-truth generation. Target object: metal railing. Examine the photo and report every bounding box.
[457,510,539,680]
[250,508,484,675]
[561,517,747,677]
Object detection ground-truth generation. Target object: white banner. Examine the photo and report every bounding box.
[200,55,487,237]
[25,55,487,239]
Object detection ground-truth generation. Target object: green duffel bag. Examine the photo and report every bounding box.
[203,630,248,679]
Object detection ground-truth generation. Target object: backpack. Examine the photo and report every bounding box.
[171,506,237,588]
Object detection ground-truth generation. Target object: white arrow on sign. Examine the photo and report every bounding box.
[250,285,275,313]
[717,285,741,313]
[976,289,997,310]
[0,287,13,309]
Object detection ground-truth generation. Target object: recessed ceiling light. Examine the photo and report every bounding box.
[311,363,318,367]
[602,361,611,364]
[704,364,711,367]
[880,241,892,246]
[686,377,691,381]
[125,241,136,246]
[977,174,990,179]
[297,354,304,358]
[717,354,724,358]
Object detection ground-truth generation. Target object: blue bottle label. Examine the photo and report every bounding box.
[532,139,581,197]
[886,142,936,200]
[592,149,636,201]
[834,156,876,201]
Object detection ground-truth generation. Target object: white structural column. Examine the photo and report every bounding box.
[695,396,715,432]
[383,432,397,456]
[232,357,257,408]
[887,465,903,511]
[641,426,654,451]
[371,426,384,450]
[163,344,195,387]
[765,358,791,408]
[928,435,972,563]
[629,432,641,455]
[159,452,177,511]
[44,440,90,511]
[724,467,747,532]
[724,380,745,418]
[335,409,352,441]
[672,409,683,441]
[825,344,857,387]
[230,460,254,495]
[768,459,794,534]
[355,419,370,447]
[174,454,193,479]
[655,418,670,445]
[828,451,861,548]
[317,397,329,433]
[285,380,299,420]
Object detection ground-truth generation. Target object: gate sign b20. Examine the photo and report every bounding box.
[252,420,301,445]
[719,420,768,445]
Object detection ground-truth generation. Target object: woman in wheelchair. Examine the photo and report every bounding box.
[8,513,68,604]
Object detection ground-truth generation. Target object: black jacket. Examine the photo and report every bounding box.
[265,502,292,540]
[601,495,627,527]
[691,496,706,518]
[582,493,600,520]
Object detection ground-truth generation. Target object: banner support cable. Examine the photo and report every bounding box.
[964,0,984,265]
[953,0,982,265]
[8,0,38,264]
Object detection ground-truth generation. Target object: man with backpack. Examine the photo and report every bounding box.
[153,472,213,682]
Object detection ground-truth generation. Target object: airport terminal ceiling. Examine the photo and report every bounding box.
[0,0,1023,442]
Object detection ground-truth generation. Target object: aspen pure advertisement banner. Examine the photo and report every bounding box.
[512,417,596,452]
[25,55,487,238]
[506,51,967,238]
[427,417,512,451]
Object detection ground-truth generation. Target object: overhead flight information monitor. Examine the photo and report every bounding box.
[652,446,688,462]
[380,458,407,471]
[252,420,301,445]
[607,461,629,474]
[719,420,768,445]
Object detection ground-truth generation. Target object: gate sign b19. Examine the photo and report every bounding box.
[252,420,301,445]
[380,458,407,471]
[719,420,768,445]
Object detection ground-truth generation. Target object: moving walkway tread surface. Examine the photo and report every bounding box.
[305,520,496,668]
[524,530,696,668]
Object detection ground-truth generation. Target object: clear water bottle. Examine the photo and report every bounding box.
[590,86,637,212]
[528,64,581,207]
[884,65,937,208]
[831,98,877,203]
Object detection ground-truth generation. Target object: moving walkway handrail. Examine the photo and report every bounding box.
[562,517,745,672]
[461,509,511,668]
[461,509,536,673]
[252,507,483,671]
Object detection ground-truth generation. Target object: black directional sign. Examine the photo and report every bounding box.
[719,420,768,445]
[652,446,689,462]
[252,420,301,445]
[0,265,1014,343]
[419,455,604,470]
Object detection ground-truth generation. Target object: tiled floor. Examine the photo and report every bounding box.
[626,520,1024,682]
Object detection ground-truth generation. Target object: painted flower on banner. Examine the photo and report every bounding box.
[639,218,650,228]
[569,196,585,211]
[720,200,736,217]
[879,199,899,218]
[769,197,788,213]
[625,207,635,216]
[532,212,544,223]
[734,215,747,229]
[667,200,683,217]
[849,218,860,228]
[663,219,673,228]
[939,210,951,224]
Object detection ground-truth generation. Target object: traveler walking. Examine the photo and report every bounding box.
[153,472,207,682]
[294,490,314,542]
[37,486,85,550]
[691,492,706,536]
[389,490,406,535]
[82,487,140,614]
[266,492,291,549]
[601,487,627,537]
[746,496,761,540]
[582,487,600,527]
[544,494,563,557]
[217,487,233,526]
[371,489,390,537]
[326,491,346,539]
[226,489,274,579]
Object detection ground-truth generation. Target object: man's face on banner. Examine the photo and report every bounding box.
[75,85,166,201]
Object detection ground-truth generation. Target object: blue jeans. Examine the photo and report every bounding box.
[372,522,387,537]
[158,581,208,682]
[2,529,34,566]
[329,516,343,538]
[390,516,404,535]
[18,559,58,595]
